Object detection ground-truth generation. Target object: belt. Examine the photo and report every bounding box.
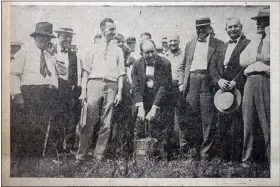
[247,71,269,77]
[190,69,208,75]
[88,77,117,83]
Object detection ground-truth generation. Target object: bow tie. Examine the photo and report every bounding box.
[61,49,68,53]
[145,61,155,67]
[229,39,237,44]
[197,37,206,43]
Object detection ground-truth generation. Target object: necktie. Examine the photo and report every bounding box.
[40,49,52,77]
[145,61,155,67]
[104,42,110,60]
[61,49,68,53]
[229,39,237,44]
[257,35,265,54]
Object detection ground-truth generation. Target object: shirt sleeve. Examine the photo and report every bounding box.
[81,50,93,73]
[10,47,25,95]
[240,40,258,67]
[116,47,126,78]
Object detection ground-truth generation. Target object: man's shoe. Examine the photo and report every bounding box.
[74,159,84,167]
[241,162,252,168]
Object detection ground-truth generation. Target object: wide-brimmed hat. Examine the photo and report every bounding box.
[54,28,76,35]
[214,88,242,114]
[196,17,213,26]
[251,7,270,20]
[30,22,56,38]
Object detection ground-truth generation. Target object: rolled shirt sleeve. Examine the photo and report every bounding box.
[10,47,25,95]
[82,51,93,73]
[116,47,126,79]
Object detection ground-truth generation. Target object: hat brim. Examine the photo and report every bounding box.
[196,23,213,26]
[214,88,242,114]
[30,32,56,38]
[54,30,76,35]
[251,15,269,20]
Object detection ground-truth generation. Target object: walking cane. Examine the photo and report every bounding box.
[42,116,52,157]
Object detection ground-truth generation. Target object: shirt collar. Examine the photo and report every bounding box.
[228,35,241,45]
[166,48,183,57]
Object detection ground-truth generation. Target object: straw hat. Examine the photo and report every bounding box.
[214,88,242,114]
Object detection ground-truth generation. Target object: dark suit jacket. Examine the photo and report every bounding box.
[131,55,172,108]
[178,37,224,93]
[209,36,251,93]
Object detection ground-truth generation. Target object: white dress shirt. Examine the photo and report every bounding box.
[55,43,82,86]
[190,35,210,71]
[11,40,58,95]
[223,36,241,68]
[83,38,126,82]
[240,26,270,75]
[164,49,184,81]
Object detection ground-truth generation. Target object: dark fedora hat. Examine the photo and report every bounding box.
[196,17,212,26]
[30,22,56,38]
[214,88,242,114]
[54,28,76,35]
[251,7,270,20]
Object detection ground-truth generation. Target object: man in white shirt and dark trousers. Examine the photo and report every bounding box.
[163,33,185,158]
[76,18,125,163]
[240,7,270,168]
[11,22,59,159]
[209,17,251,162]
[54,28,82,153]
[178,17,224,161]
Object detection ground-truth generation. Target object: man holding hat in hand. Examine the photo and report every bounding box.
[240,7,270,168]
[178,17,223,161]
[11,22,59,158]
[209,17,251,162]
[54,27,82,153]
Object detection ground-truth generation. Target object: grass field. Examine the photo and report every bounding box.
[11,154,270,178]
[10,107,270,178]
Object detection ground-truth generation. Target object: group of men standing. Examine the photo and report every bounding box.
[11,7,270,169]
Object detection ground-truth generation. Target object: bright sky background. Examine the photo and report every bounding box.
[11,5,264,55]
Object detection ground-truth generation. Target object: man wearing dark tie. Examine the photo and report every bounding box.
[10,22,59,159]
[209,17,251,162]
[240,7,270,168]
[178,17,223,161]
[132,39,173,160]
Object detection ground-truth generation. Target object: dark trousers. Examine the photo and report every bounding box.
[172,81,185,155]
[20,85,59,158]
[56,79,81,152]
[134,90,173,160]
[110,77,134,159]
[242,74,270,165]
[217,109,243,161]
[182,73,215,159]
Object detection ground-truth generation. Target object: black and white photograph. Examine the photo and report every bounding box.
[2,1,280,186]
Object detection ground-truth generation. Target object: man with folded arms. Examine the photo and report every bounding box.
[178,17,223,161]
